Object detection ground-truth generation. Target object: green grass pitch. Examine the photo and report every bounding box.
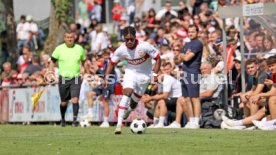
[0,125,276,155]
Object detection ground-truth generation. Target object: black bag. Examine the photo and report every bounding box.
[200,102,222,128]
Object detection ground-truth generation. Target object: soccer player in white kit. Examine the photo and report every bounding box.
[103,26,161,134]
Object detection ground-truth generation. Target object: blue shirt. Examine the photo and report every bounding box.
[182,39,203,74]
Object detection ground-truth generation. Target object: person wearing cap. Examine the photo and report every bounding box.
[231,55,248,95]
[26,15,39,51]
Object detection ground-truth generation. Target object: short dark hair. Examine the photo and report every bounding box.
[188,24,199,32]
[246,58,258,66]
[122,26,136,37]
[266,56,276,65]
[65,29,75,34]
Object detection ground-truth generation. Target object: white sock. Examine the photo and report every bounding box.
[234,120,243,126]
[158,116,165,126]
[194,117,199,125]
[189,117,195,123]
[103,116,109,123]
[88,108,93,115]
[117,95,130,127]
[153,117,159,125]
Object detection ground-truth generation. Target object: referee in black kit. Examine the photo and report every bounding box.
[48,30,87,127]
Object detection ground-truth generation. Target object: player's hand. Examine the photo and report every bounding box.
[240,94,248,103]
[142,95,152,103]
[264,79,273,86]
[250,95,260,104]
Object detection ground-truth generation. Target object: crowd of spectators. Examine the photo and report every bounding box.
[0,0,276,130]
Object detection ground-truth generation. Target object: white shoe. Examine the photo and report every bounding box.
[80,114,92,121]
[221,121,245,130]
[165,121,181,128]
[244,126,257,130]
[147,124,156,128]
[258,124,276,131]
[221,115,237,127]
[154,124,164,128]
[184,122,200,129]
[99,122,110,128]
[253,120,276,130]
[114,125,122,134]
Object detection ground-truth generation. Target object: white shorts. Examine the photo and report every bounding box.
[122,69,150,97]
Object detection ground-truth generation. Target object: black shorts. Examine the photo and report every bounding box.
[165,97,178,113]
[58,76,82,102]
[93,84,114,99]
[182,73,200,98]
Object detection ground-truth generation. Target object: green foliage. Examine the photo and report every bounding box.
[51,0,73,24]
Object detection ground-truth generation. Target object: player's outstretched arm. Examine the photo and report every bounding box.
[103,62,115,88]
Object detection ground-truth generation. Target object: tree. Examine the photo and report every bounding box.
[2,0,17,59]
[43,0,74,54]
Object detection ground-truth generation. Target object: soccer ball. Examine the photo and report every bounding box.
[80,119,91,128]
[213,109,226,121]
[130,119,147,134]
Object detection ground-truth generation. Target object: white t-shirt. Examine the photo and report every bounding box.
[158,74,182,98]
[16,22,30,40]
[110,40,160,75]
[200,73,220,98]
[90,31,110,52]
[28,22,38,33]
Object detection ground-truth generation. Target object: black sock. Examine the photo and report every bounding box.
[60,104,67,121]
[73,103,79,122]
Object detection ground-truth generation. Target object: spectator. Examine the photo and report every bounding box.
[222,56,276,130]
[76,0,90,28]
[144,8,159,38]
[155,1,177,21]
[23,54,42,76]
[1,62,18,84]
[240,59,270,118]
[262,35,276,59]
[90,0,102,22]
[166,62,222,128]
[175,25,203,129]
[112,0,124,34]
[16,15,30,55]
[26,15,39,51]
[89,24,111,55]
[142,62,182,128]
[82,49,115,128]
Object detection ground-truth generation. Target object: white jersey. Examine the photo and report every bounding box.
[158,74,182,98]
[110,40,160,75]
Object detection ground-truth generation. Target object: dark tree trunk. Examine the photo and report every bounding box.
[43,0,72,54]
[2,0,17,61]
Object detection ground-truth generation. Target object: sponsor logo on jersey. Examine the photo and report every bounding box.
[127,53,150,65]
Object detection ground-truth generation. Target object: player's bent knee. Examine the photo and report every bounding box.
[71,97,79,103]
